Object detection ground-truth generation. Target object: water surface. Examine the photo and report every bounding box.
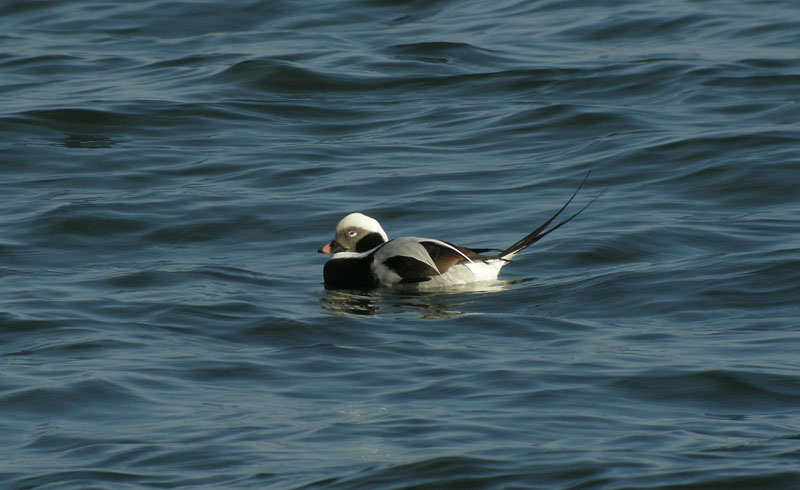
[2,0,800,488]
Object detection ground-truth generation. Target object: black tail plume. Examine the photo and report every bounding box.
[498,171,601,260]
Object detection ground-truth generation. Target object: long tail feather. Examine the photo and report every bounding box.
[499,171,600,260]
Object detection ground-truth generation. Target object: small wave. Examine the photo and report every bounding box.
[1,378,150,419]
[383,41,515,69]
[559,13,717,42]
[213,59,370,94]
[613,368,800,410]
[34,204,149,239]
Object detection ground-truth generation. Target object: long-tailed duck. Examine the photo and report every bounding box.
[319,174,597,290]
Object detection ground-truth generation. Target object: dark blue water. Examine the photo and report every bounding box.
[2,0,800,488]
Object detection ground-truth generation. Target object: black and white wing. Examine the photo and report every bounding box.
[372,237,481,285]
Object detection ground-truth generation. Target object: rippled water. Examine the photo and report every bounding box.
[2,0,800,488]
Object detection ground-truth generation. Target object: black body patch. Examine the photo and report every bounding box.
[323,256,378,289]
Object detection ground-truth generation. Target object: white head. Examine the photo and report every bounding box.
[319,213,389,254]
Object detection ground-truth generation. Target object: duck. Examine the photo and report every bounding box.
[318,174,597,290]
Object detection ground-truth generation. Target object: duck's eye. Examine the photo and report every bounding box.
[347,231,358,238]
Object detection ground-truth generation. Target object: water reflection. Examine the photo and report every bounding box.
[62,133,116,149]
[320,279,528,318]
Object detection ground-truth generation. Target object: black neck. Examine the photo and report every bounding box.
[355,232,386,252]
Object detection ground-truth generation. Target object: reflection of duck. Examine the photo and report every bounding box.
[320,290,383,316]
[320,284,521,318]
[318,173,597,291]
